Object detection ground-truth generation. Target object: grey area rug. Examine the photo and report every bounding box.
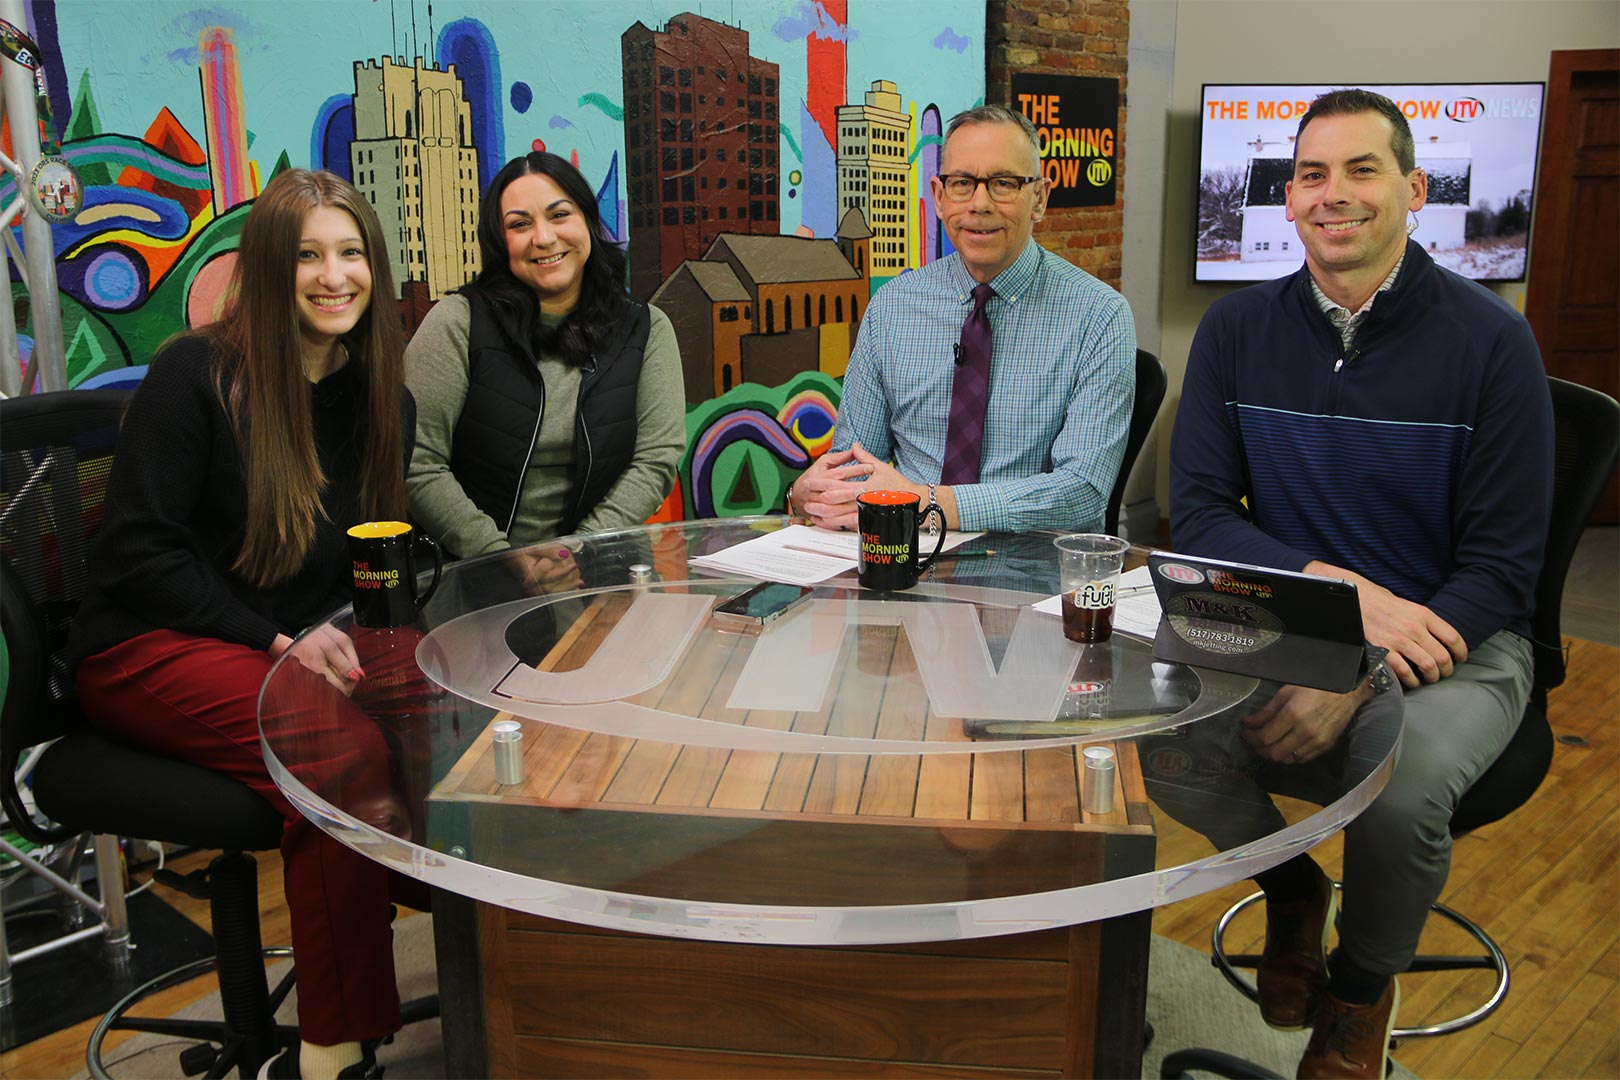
[87,914,1415,1079]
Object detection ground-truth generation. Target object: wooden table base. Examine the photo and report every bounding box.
[436,899,1150,1079]
[426,600,1157,1077]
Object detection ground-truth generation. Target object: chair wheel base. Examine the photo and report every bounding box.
[178,1041,221,1076]
[86,947,297,1080]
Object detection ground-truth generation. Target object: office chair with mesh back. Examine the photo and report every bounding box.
[0,391,134,1002]
[1203,376,1620,1043]
[1,389,294,1077]
[1107,349,1169,536]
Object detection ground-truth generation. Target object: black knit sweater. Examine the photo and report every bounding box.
[67,334,414,666]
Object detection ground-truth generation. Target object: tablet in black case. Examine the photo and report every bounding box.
[1147,551,1374,693]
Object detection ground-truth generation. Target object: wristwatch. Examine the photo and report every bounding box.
[1363,645,1397,696]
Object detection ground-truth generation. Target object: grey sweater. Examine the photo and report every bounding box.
[405,294,685,556]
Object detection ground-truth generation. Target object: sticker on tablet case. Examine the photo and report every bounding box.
[1163,590,1284,656]
[1157,562,1204,584]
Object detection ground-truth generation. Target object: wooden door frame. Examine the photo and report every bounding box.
[1525,48,1619,523]
[1524,48,1619,359]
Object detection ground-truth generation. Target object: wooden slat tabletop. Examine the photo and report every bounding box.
[432,591,1151,837]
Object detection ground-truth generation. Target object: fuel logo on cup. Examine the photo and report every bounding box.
[1074,580,1115,609]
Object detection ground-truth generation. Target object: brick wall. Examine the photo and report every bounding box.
[985,0,1129,289]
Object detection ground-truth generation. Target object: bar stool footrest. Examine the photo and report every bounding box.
[1209,891,1510,1040]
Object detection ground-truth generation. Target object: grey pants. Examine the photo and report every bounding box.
[1339,629,1533,974]
[1144,629,1534,975]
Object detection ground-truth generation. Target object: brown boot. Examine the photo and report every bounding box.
[1298,978,1399,1079]
[1257,863,1336,1029]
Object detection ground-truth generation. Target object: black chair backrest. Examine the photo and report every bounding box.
[3,389,287,854]
[1450,377,1620,836]
[1107,349,1168,535]
[1530,377,1620,698]
[1,389,133,842]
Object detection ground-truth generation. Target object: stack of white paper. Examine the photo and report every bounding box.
[688,524,985,586]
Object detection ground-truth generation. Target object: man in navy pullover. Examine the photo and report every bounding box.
[1170,90,1553,1078]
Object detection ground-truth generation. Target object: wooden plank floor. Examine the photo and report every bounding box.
[1153,638,1620,1079]
[4,639,1615,1080]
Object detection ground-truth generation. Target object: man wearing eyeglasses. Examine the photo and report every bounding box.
[787,104,1135,533]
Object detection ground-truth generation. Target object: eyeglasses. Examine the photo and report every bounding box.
[937,174,1041,203]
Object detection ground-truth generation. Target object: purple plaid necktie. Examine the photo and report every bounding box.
[941,282,995,486]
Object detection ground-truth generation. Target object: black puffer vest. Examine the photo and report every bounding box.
[449,289,649,542]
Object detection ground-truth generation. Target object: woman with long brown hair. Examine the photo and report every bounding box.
[68,169,414,1080]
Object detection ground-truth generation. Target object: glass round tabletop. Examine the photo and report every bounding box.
[259,517,1399,945]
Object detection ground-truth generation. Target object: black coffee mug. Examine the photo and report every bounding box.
[348,521,442,628]
[856,490,945,591]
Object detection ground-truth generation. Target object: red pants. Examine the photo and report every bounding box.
[76,628,432,1045]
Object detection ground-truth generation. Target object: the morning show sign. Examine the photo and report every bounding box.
[1013,73,1119,208]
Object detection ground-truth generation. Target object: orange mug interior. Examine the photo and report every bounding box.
[856,490,921,507]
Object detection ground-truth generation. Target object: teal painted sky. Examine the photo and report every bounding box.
[55,0,985,233]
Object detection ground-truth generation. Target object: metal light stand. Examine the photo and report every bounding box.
[0,831,130,1008]
[0,0,66,396]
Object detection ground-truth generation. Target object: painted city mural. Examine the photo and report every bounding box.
[21,0,985,519]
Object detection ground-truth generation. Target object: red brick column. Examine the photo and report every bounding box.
[986,0,1129,289]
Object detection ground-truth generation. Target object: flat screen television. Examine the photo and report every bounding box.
[1195,83,1545,282]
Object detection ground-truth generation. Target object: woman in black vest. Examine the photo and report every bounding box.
[405,152,684,587]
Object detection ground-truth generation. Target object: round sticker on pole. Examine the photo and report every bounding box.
[28,155,82,223]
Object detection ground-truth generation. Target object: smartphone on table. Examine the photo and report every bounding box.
[713,582,814,628]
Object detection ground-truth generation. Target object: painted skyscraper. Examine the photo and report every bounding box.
[836,80,912,278]
[621,12,781,300]
[349,57,480,301]
[198,28,255,215]
[918,104,943,265]
[804,0,847,151]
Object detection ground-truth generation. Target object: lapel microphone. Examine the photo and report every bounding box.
[953,343,965,365]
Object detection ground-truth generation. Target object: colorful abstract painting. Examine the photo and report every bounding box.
[21,0,986,516]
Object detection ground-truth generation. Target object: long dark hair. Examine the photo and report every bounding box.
[466,152,628,365]
[209,168,406,587]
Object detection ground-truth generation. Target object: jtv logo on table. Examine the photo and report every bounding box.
[497,595,1093,722]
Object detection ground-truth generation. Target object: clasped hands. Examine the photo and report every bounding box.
[792,442,925,531]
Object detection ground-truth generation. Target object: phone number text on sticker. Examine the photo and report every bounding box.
[1184,626,1257,648]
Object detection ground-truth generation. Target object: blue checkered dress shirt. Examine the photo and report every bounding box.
[832,240,1136,532]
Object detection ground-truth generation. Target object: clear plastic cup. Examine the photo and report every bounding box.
[1053,533,1130,643]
